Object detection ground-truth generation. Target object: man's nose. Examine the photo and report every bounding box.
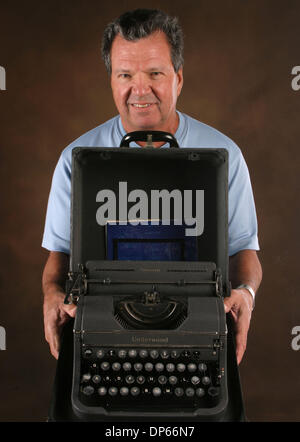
[131,73,152,96]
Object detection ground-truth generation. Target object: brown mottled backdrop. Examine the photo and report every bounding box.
[0,0,299,422]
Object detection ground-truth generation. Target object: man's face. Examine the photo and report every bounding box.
[110,31,183,134]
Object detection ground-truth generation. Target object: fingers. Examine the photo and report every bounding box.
[234,308,249,365]
[44,317,60,360]
[61,303,77,318]
[223,296,235,314]
[43,293,77,359]
[223,290,252,365]
[49,333,60,360]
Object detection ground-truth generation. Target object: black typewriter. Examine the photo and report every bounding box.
[61,132,242,421]
[67,260,227,420]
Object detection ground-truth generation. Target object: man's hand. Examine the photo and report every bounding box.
[227,250,262,365]
[224,288,253,365]
[42,251,74,359]
[43,291,76,359]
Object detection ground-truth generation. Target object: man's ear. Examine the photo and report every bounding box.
[176,67,184,97]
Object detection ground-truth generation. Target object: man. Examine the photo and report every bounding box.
[42,9,262,364]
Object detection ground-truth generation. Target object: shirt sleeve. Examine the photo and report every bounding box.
[41,149,72,254]
[227,146,260,256]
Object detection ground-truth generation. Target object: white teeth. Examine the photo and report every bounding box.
[132,103,151,108]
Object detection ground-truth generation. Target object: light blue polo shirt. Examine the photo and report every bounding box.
[42,111,259,256]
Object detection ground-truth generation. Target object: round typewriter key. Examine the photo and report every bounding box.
[83,348,93,358]
[112,362,121,371]
[118,349,127,359]
[81,373,92,383]
[196,388,205,398]
[208,387,220,397]
[108,349,115,357]
[137,375,146,385]
[125,375,135,384]
[155,363,164,372]
[82,385,94,396]
[147,376,155,384]
[182,350,191,358]
[130,386,140,396]
[158,375,168,385]
[168,376,178,385]
[139,349,148,358]
[198,363,207,372]
[202,376,211,385]
[166,363,175,372]
[92,375,101,384]
[191,376,201,385]
[185,388,195,397]
[160,349,169,359]
[144,363,154,372]
[171,350,180,359]
[128,349,137,358]
[114,375,122,385]
[120,387,129,396]
[133,363,143,372]
[176,363,186,372]
[97,386,107,396]
[100,362,110,371]
[150,350,159,359]
[108,387,118,396]
[122,362,132,372]
[96,349,105,359]
[187,363,197,373]
[174,387,184,397]
[152,387,162,397]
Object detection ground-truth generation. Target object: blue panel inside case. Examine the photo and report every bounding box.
[106,223,198,261]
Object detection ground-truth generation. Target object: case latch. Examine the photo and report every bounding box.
[64,264,87,304]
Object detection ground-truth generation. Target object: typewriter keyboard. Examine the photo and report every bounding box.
[78,347,222,410]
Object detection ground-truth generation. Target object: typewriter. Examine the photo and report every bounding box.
[64,132,235,421]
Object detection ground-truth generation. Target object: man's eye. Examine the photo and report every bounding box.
[151,72,161,77]
[118,73,131,79]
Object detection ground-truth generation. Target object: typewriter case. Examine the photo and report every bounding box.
[57,136,245,422]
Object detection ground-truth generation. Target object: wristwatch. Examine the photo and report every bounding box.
[236,284,255,310]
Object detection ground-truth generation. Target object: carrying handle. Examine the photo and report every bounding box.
[119,131,179,148]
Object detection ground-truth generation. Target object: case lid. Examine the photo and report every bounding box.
[70,146,229,293]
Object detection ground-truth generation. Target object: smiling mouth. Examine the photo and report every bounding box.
[130,103,155,108]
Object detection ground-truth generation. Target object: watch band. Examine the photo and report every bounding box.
[236,284,255,310]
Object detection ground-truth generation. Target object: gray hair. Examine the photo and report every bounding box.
[101,9,184,74]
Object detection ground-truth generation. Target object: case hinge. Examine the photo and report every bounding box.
[64,264,87,304]
[215,268,223,297]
